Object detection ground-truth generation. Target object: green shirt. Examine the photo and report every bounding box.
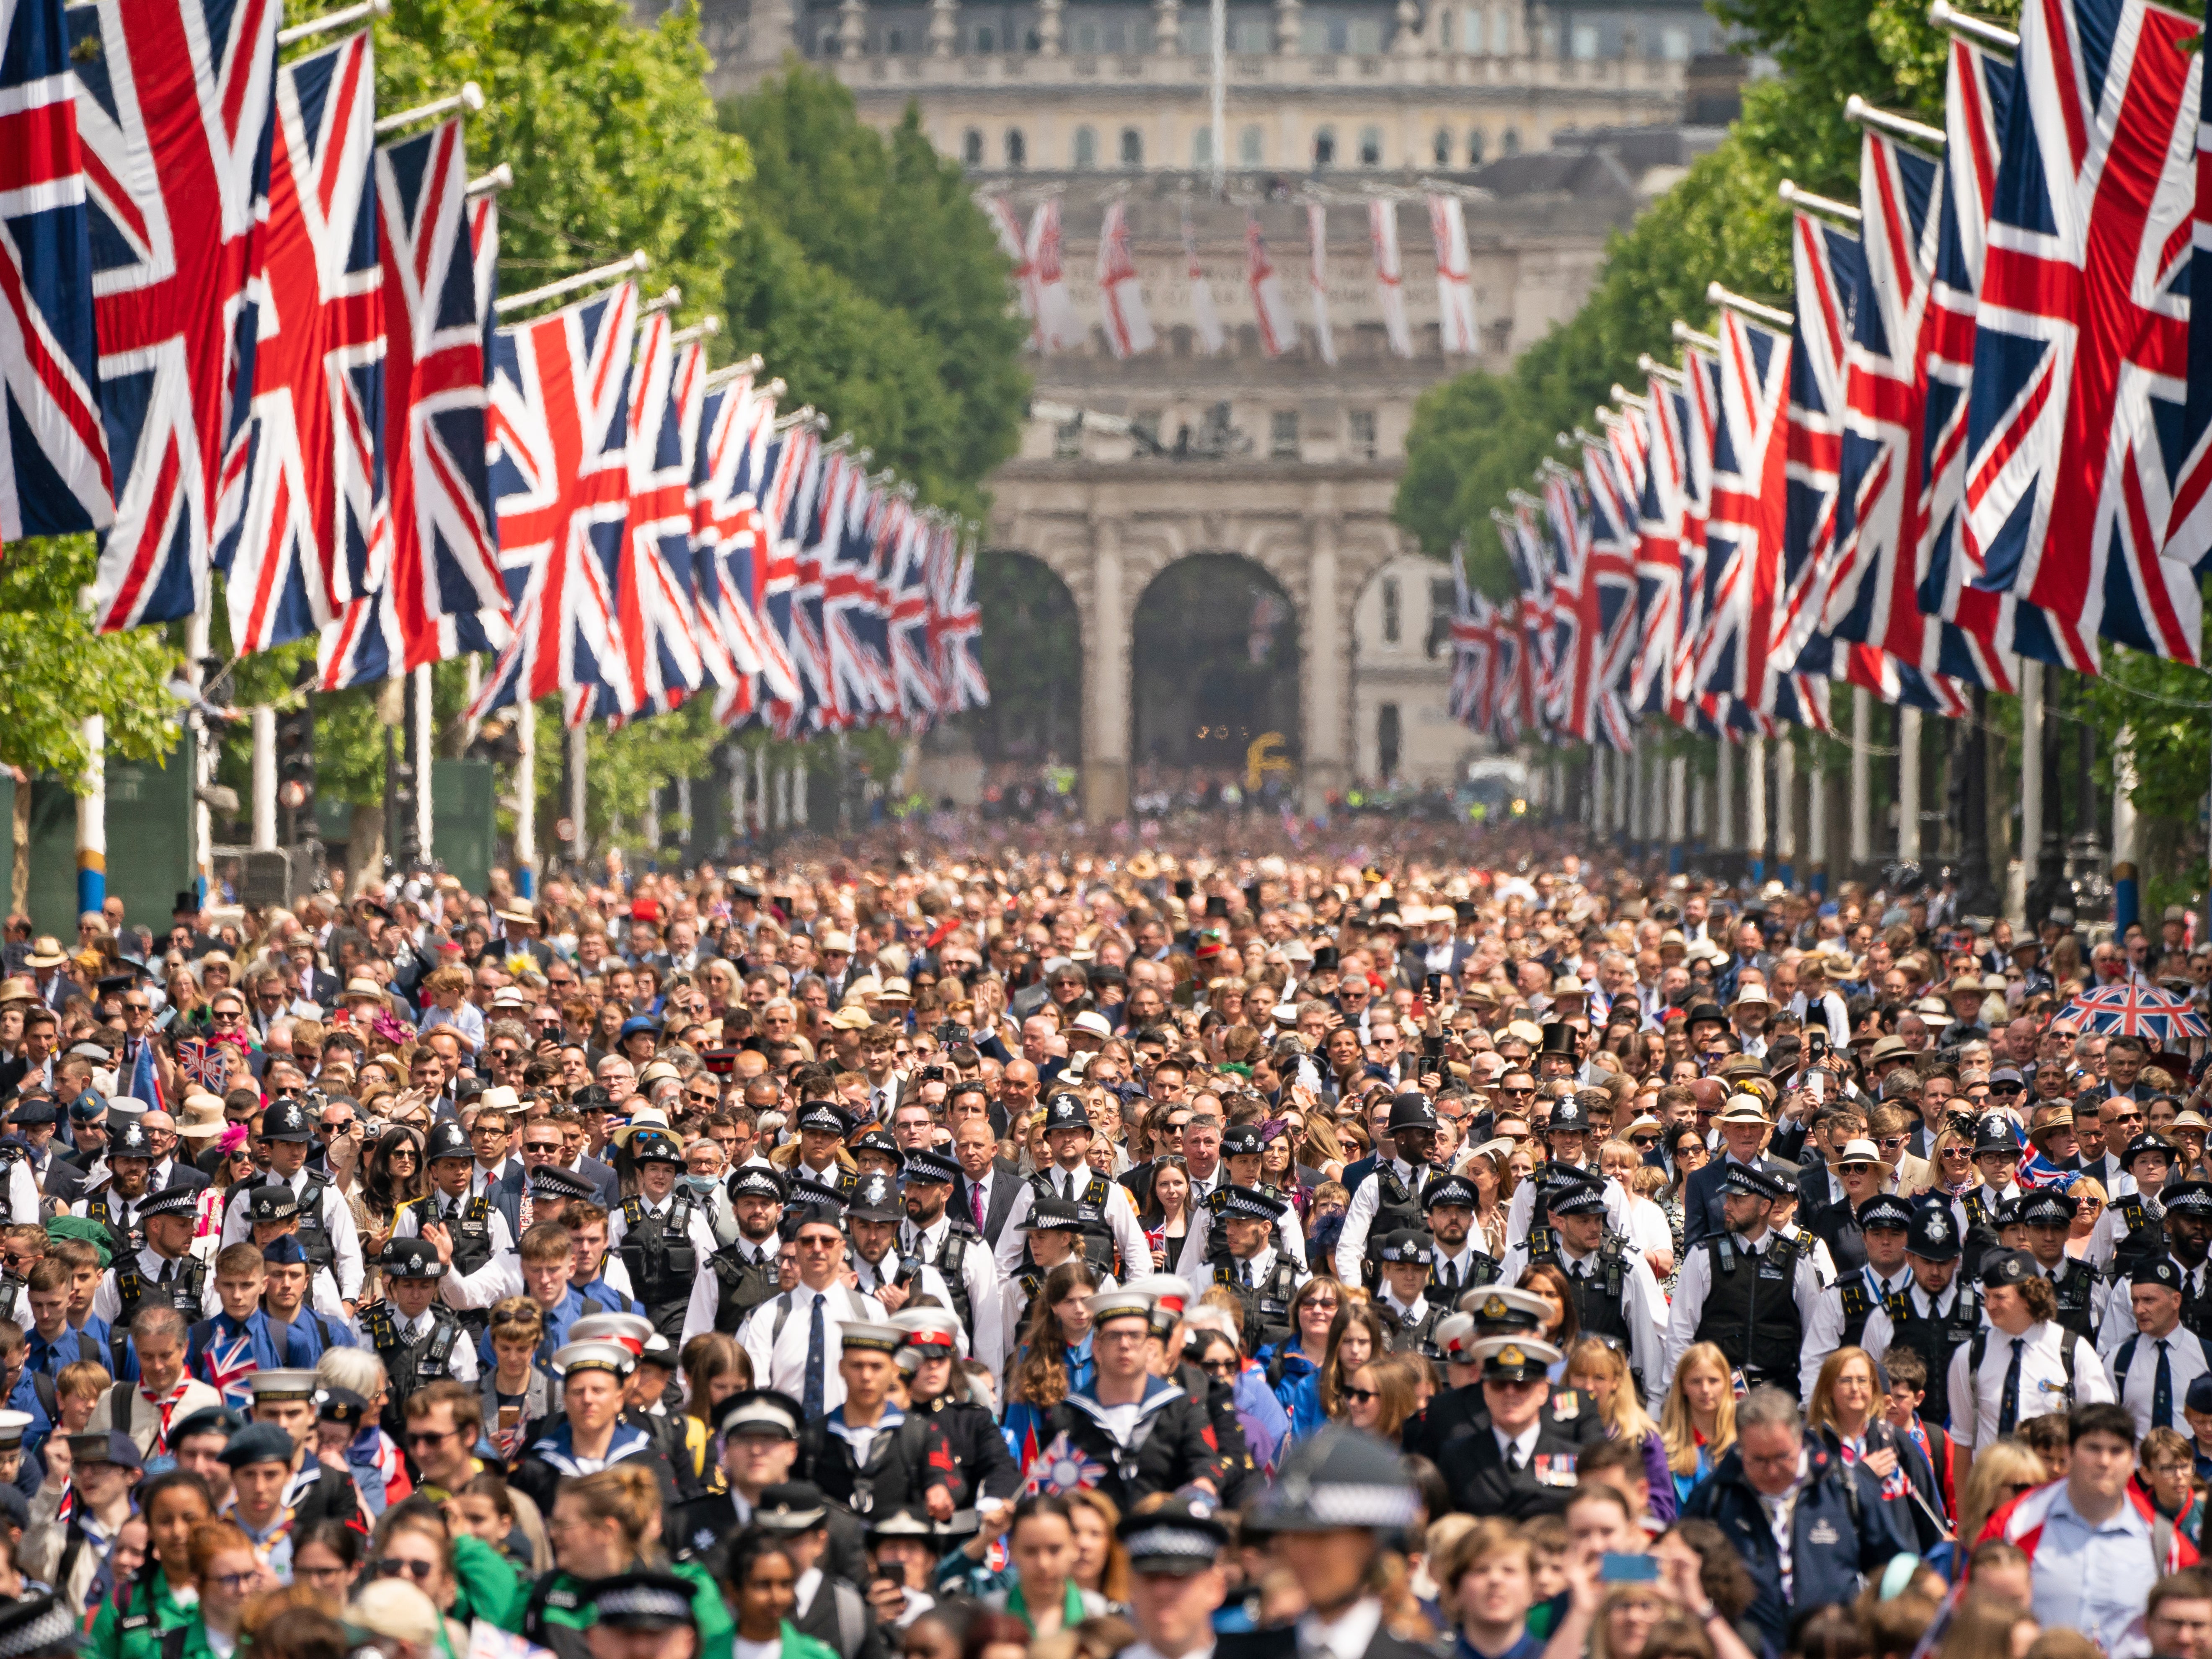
[86,1570,191,1659]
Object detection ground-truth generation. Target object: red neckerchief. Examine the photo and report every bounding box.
[141,1377,190,1455]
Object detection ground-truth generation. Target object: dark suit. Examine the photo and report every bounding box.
[575,1155,620,1209]
[37,1153,87,1204]
[952,1158,1021,1247]
[1436,1420,1587,1521]
[1682,1154,1786,1248]
[1220,1623,1436,1659]
[1808,1196,1868,1277]
[475,1161,527,1239]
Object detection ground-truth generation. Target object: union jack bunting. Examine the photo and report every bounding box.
[604,310,710,720]
[1447,550,1496,729]
[775,435,835,734]
[220,28,386,654]
[1543,469,1596,741]
[693,370,796,725]
[469,280,638,727]
[1579,434,1638,749]
[72,0,277,632]
[824,468,897,725]
[1,0,111,544]
[1962,0,2204,670]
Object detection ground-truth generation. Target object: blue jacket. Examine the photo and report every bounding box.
[1681,1440,1914,1653]
[1261,1346,1328,1442]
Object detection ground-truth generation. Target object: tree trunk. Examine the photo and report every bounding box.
[10,780,27,920]
[345,801,385,897]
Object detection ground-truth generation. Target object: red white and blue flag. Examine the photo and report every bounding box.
[930,525,987,715]
[1,0,112,545]
[602,309,709,720]
[1021,1432,1107,1495]
[72,0,277,632]
[220,28,387,654]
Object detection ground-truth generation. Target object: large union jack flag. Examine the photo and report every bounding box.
[823,473,895,726]
[193,1324,260,1410]
[929,525,987,715]
[693,372,799,727]
[220,28,385,654]
[71,0,276,632]
[1962,0,2204,671]
[886,508,945,725]
[2,0,112,545]
[1632,369,1689,717]
[469,280,637,727]
[1446,550,1496,731]
[601,308,708,721]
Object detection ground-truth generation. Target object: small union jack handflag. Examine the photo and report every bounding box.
[1021,1432,1107,1496]
[196,1326,259,1411]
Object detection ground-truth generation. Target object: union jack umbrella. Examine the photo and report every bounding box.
[220,28,387,654]
[1962,0,2205,671]
[2,0,112,545]
[72,0,278,632]
[2058,983,2210,1042]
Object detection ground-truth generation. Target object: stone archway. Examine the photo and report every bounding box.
[1129,554,1301,795]
[959,550,1084,765]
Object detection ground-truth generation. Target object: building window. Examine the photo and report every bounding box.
[1468,128,1484,163]
[1659,24,1690,57]
[1026,26,1040,47]
[1433,128,1451,164]
[1358,125,1381,165]
[962,128,984,165]
[884,26,903,50]
[1104,18,1126,49]
[1378,703,1402,777]
[1462,8,1483,48]
[1233,14,1271,50]
[819,25,840,52]
[1074,125,1097,167]
[1239,124,1264,163]
[1571,21,1598,57]
[1270,411,1299,457]
[1193,126,1213,166]
[1501,126,1520,155]
[1120,127,1143,166]
[1428,577,1454,655]
[1490,8,1510,50]
[1073,18,1099,50]
[1055,416,1083,457]
[1382,577,1402,644]
[1349,408,1377,459]
[1006,128,1026,166]
[1313,127,1335,168]
[1180,13,1207,50]
[1299,16,1326,52]
[973,22,994,48]
[1347,16,1380,50]
[1133,410,1163,447]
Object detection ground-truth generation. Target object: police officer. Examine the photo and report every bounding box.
[1373,1230,1447,1359]
[2109,1257,2212,1438]
[2101,1180,2212,1348]
[1861,1199,1980,1431]
[360,1238,473,1439]
[895,1148,1004,1383]
[217,1098,362,1305]
[1435,1336,1584,1520]
[1806,1194,1916,1372]
[72,1123,157,1258]
[1663,1160,1824,1403]
[87,1185,209,1350]
[996,1095,1149,1282]
[1192,1125,1309,1271]
[1207,1186,1304,1355]
[1117,1497,1232,1659]
[2092,1132,2181,1274]
[846,1175,959,1326]
[685,1165,786,1345]
[1422,1176,1501,1302]
[396,1121,512,1284]
[1334,1094,1442,1282]
[2018,1188,2101,1340]
[609,1129,718,1341]
[1961,1116,2018,1249]
[1514,1182,1665,1404]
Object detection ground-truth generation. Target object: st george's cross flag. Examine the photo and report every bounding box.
[1,0,112,546]
[70,0,277,633]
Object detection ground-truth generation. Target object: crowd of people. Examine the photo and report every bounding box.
[0,826,2198,1659]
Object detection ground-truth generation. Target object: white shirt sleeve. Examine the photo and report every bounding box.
[1335,1177,1385,1282]
[990,1185,1036,1279]
[680,1266,722,1350]
[1661,1241,1713,1401]
[1801,1274,1843,1403]
[323,1184,364,1301]
[1106,1186,1152,1286]
[8,1162,38,1226]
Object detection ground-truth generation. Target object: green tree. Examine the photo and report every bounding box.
[0,537,182,780]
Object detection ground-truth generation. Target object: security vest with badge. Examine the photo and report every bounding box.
[254,1101,340,1274]
[83,1187,145,1259]
[2114,1179,2171,1277]
[616,1166,703,1339]
[2047,1256,2102,1339]
[707,1238,781,1336]
[1693,1228,1806,1391]
[1837,1269,1910,1351]
[1030,1168,1119,1278]
[362,1242,465,1439]
[1211,1248,1300,1354]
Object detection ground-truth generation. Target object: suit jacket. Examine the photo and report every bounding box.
[1808,1196,1867,1277]
[1681,1157,1733,1250]
[1219,1621,1437,1659]
[576,1155,620,1209]
[477,1162,527,1240]
[952,1158,1022,1247]
[37,1153,86,1204]
[1436,1419,1587,1521]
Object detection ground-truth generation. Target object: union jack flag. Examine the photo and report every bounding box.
[691,368,783,725]
[1021,1432,1107,1495]
[887,509,944,724]
[929,526,987,714]
[603,310,709,720]
[759,424,818,736]
[1672,346,1720,718]
[173,1034,243,1093]
[1580,433,1639,749]
[195,1324,259,1410]
[470,280,638,726]
[1447,551,1495,730]
[823,474,895,725]
[1697,308,1791,706]
[220,28,386,654]
[1632,370,1689,717]
[1542,470,1595,740]
[72,0,276,632]
[2,0,112,544]
[1492,596,1527,745]
[775,438,839,734]
[1963,0,2204,670]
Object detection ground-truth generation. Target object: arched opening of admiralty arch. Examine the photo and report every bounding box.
[1129,554,1302,804]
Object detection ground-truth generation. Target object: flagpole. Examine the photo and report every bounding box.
[568,725,587,866]
[1851,686,1873,875]
[1898,707,1922,866]
[413,663,435,869]
[1746,734,1767,877]
[186,607,212,904]
[252,708,277,853]
[1775,736,1795,882]
[514,698,537,899]
[1209,0,1226,193]
[374,81,483,137]
[493,250,649,318]
[76,716,104,919]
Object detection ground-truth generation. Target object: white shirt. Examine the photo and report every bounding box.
[1804,1262,1917,1385]
[680,1233,779,1349]
[993,1168,1152,1285]
[1946,1318,2116,1452]
[1661,1227,1827,1405]
[1493,1420,1542,1470]
[1548,1239,1669,1408]
[605,1191,721,1265]
[218,1167,364,1298]
[1297,1596,1384,1659]
[2111,1324,2212,1442]
[1335,1158,1434,1281]
[1860,1282,1979,1381]
[737,1279,886,1413]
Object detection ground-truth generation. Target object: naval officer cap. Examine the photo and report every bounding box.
[1474,1334,1564,1383]
[752,1482,830,1532]
[248,1369,320,1404]
[840,1321,904,1355]
[2134,1256,2187,1291]
[891,1308,961,1352]
[0,1412,33,1452]
[569,1313,653,1355]
[1086,1288,1155,1328]
[1117,1496,1231,1575]
[1248,1425,1424,1534]
[1459,1285,1553,1330]
[716,1389,805,1441]
[1433,1313,1478,1363]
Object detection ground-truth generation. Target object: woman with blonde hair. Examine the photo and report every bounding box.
[1342,1352,1424,1439]
[2066,1178,2109,1257]
[1948,1442,2051,1580]
[1805,1346,1943,1550]
[1564,1337,1675,1520]
[1320,1301,1388,1421]
[1660,1342,1737,1504]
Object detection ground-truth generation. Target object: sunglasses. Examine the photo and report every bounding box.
[1631,1135,1659,1148]
[373,1559,437,1582]
[1343,1387,1379,1404]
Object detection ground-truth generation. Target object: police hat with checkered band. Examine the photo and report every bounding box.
[529,1163,596,1202]
[2126,1131,2181,1170]
[109,1122,153,1161]
[1376,1229,1433,1266]
[1026,1194,1087,1233]
[1906,1200,1962,1261]
[136,1186,197,1223]
[590,1571,697,1634]
[2163,1181,2212,1218]
[0,1594,85,1659]
[426,1121,473,1162]
[1218,1185,1286,1223]
[1220,1124,1264,1160]
[1044,1095,1092,1133]
[1423,1175,1480,1214]
[2018,1189,2078,1229]
[1855,1194,1915,1233]
[627,1129,683,1166]
[247,1184,300,1223]
[1549,1182,1607,1219]
[1386,1094,1439,1137]
[1117,1496,1230,1574]
[261,1098,313,1143]
[1993,1194,2025,1228]
[1721,1161,1789,1202]
[796,1101,848,1137]
[852,1129,905,1170]
[902,1148,959,1187]
[847,1173,902,1224]
[1248,1424,1424,1533]
[380,1238,444,1281]
[729,1165,787,1202]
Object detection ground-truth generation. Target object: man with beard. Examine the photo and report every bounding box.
[683,1166,786,1345]
[894,1149,1003,1383]
[1423,1176,1502,1303]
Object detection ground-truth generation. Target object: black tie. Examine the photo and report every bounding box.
[158,1261,173,1285]
[1999,1337,2026,1435]
[2154,1339,2176,1429]
[1241,1261,1253,1288]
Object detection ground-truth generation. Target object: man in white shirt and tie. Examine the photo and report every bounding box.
[216,1098,364,1308]
[992,1094,1150,1280]
[682,1165,788,1345]
[2108,1257,2212,1441]
[739,1204,885,1417]
[1421,1176,1500,1302]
